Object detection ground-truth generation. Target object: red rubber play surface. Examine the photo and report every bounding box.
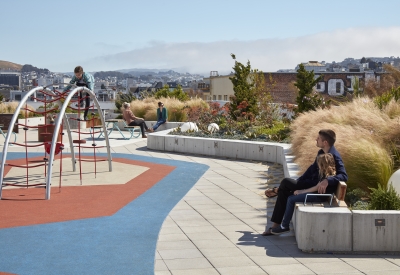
[0,156,175,229]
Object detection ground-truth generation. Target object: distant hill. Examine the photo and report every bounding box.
[21,64,49,74]
[0,60,23,71]
[94,71,133,80]
[116,68,171,74]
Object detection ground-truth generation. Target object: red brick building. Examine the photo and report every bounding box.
[265,71,383,103]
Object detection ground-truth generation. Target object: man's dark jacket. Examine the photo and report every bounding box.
[296,145,348,194]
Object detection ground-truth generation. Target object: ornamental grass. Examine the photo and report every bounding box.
[127,97,209,122]
[290,97,400,191]
[0,102,35,118]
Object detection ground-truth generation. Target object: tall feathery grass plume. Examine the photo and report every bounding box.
[290,96,400,191]
[0,102,35,118]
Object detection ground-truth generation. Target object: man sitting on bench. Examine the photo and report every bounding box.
[262,129,348,235]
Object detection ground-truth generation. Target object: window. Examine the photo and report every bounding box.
[213,95,216,100]
[317,83,321,90]
[218,95,222,100]
[336,82,341,93]
[224,95,228,101]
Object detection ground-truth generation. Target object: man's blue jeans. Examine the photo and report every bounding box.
[281,193,325,229]
[152,119,166,131]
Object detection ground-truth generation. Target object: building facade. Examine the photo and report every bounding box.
[206,71,383,104]
[0,73,21,88]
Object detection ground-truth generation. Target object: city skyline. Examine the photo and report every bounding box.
[2,0,400,74]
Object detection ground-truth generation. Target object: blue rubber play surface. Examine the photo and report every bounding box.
[0,153,209,275]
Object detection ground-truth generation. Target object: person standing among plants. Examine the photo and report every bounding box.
[122,102,153,138]
[152,101,168,131]
[64,66,94,121]
[262,129,348,235]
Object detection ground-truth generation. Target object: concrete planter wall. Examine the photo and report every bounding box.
[352,210,400,252]
[147,129,294,175]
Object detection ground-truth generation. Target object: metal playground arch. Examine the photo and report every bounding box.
[0,85,113,200]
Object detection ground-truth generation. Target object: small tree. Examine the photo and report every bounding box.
[170,85,189,101]
[115,91,136,111]
[352,77,362,97]
[229,54,259,120]
[154,85,170,99]
[155,85,189,101]
[294,64,325,113]
[251,70,276,124]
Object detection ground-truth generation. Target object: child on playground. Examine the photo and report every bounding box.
[270,153,337,235]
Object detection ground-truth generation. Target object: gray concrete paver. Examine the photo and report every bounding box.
[304,261,363,274]
[158,248,204,260]
[191,239,237,249]
[155,259,169,271]
[345,258,400,273]
[156,240,197,250]
[163,258,213,270]
[170,268,220,275]
[207,255,258,268]
[364,271,400,275]
[155,271,172,275]
[260,263,315,275]
[249,255,300,266]
[216,266,268,275]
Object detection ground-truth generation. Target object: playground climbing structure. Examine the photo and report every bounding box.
[0,85,112,200]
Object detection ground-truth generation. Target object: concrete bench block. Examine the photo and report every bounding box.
[295,205,352,252]
[352,210,400,252]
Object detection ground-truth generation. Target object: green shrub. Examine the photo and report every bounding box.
[154,85,189,101]
[115,91,136,111]
[368,183,400,210]
[374,87,400,110]
[345,188,369,206]
[254,121,291,142]
[352,201,370,210]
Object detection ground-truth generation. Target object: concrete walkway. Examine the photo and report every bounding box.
[3,129,400,275]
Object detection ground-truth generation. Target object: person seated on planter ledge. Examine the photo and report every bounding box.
[122,102,153,138]
[152,101,168,131]
[262,129,348,235]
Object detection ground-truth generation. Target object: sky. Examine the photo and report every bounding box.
[1,0,400,75]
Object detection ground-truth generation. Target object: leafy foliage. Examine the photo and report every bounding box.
[374,87,400,110]
[345,188,369,207]
[368,183,400,210]
[252,72,277,124]
[229,54,259,120]
[154,85,189,101]
[170,101,290,143]
[294,64,329,113]
[352,77,362,97]
[115,91,136,111]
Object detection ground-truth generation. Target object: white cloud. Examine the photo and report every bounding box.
[83,26,400,75]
